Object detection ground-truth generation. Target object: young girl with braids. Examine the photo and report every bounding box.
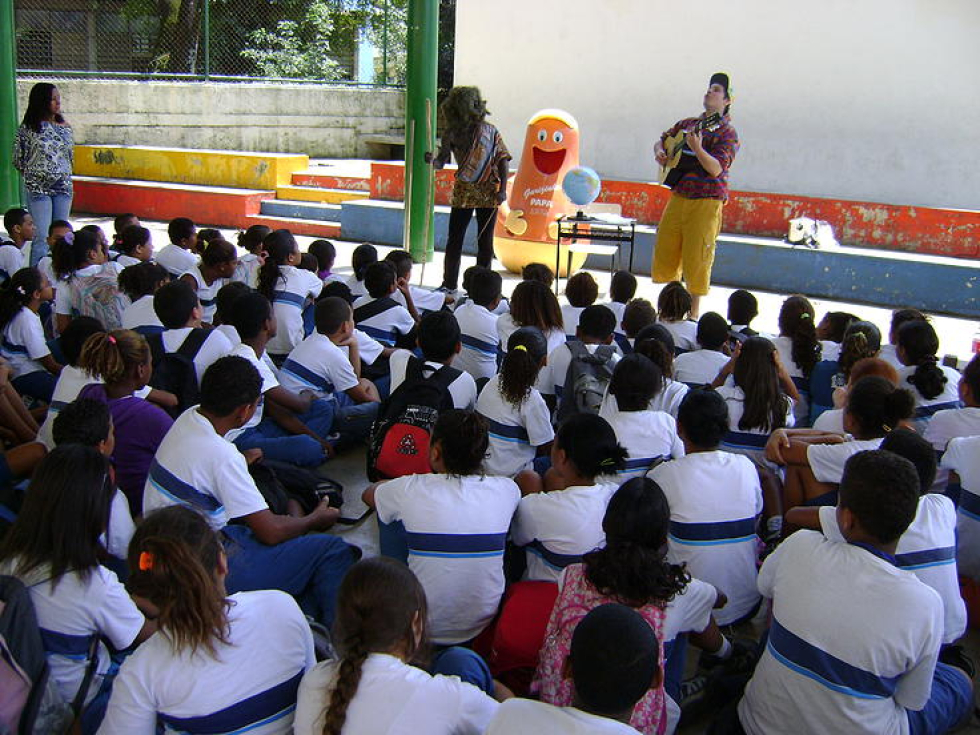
[77,329,173,516]
[896,318,962,434]
[101,505,314,734]
[496,280,565,358]
[294,557,502,735]
[233,224,271,288]
[513,413,627,583]
[808,319,881,425]
[534,477,739,735]
[257,229,323,362]
[656,281,698,352]
[711,336,798,467]
[364,411,521,646]
[477,327,554,477]
[632,324,690,417]
[0,445,152,729]
[765,375,915,513]
[0,267,60,401]
[925,354,980,493]
[771,295,830,426]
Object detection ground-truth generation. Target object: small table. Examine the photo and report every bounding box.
[554,213,636,293]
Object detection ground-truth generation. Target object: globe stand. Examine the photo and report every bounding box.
[572,209,592,221]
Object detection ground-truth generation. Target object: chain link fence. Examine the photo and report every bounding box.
[14,0,411,85]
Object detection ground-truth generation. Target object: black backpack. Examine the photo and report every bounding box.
[367,357,460,481]
[146,329,210,417]
[557,342,618,422]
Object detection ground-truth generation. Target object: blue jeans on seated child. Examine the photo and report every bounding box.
[12,370,56,403]
[221,523,359,627]
[907,661,973,735]
[332,391,379,443]
[431,646,495,696]
[233,398,336,466]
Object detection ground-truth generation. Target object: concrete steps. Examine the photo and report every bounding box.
[260,199,342,222]
[244,214,341,238]
[290,170,370,191]
[275,185,369,204]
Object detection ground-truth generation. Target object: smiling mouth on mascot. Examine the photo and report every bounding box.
[532,146,567,176]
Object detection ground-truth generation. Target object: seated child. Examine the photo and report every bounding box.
[561,271,599,339]
[344,242,378,299]
[102,505,316,734]
[294,557,502,735]
[620,298,657,352]
[478,327,554,477]
[499,603,661,735]
[143,355,358,625]
[364,411,521,645]
[77,330,175,515]
[454,267,505,381]
[179,238,238,325]
[541,304,619,412]
[808,319,881,424]
[51,228,124,334]
[926,354,980,496]
[895,319,962,434]
[279,297,381,445]
[767,375,915,512]
[605,270,638,334]
[110,213,139,253]
[497,280,565,356]
[657,281,698,352]
[599,354,685,482]
[119,262,170,335]
[309,239,345,285]
[211,280,251,346]
[772,295,832,427]
[811,356,897,434]
[155,217,199,277]
[879,307,926,370]
[257,230,323,362]
[454,264,509,315]
[727,288,759,340]
[352,261,418,348]
[649,389,763,626]
[673,312,731,386]
[0,355,40,445]
[522,262,554,289]
[385,249,451,312]
[513,414,627,583]
[37,219,72,291]
[388,310,477,410]
[113,225,153,269]
[0,445,153,722]
[232,224,271,287]
[633,327,689,417]
[816,310,858,345]
[228,292,349,465]
[0,267,60,401]
[0,207,33,284]
[737,450,973,735]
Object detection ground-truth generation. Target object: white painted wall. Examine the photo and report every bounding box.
[455,0,980,210]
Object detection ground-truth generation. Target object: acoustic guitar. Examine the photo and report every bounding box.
[658,112,723,188]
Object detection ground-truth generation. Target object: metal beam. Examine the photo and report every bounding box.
[0,0,22,211]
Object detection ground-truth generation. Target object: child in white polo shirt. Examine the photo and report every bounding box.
[561,271,598,339]
[542,304,620,412]
[364,411,521,645]
[477,326,554,477]
[633,327,689,418]
[454,267,504,382]
[385,249,452,313]
[940,434,980,579]
[895,319,962,434]
[924,354,980,495]
[179,238,238,326]
[143,355,358,626]
[673,312,731,386]
[352,261,419,349]
[343,242,378,300]
[649,389,763,626]
[155,217,199,277]
[736,450,973,735]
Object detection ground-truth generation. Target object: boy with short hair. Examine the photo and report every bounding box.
[156,217,199,276]
[542,304,620,403]
[152,280,234,386]
[649,388,762,626]
[352,261,418,348]
[384,249,451,312]
[738,450,973,735]
[143,355,358,625]
[673,311,731,385]
[486,603,658,734]
[453,267,504,381]
[389,310,478,409]
[727,289,759,341]
[621,299,657,345]
[0,208,34,283]
[562,271,599,338]
[279,296,381,444]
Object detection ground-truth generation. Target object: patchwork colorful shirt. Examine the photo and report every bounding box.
[660,114,739,201]
[12,122,74,197]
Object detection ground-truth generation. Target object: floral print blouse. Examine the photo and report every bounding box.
[12,122,74,197]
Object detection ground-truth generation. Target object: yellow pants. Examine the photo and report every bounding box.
[651,194,723,296]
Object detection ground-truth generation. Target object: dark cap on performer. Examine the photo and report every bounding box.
[710,72,732,99]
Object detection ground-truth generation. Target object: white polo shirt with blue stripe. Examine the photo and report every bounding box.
[143,407,268,530]
[265,266,323,356]
[101,590,314,735]
[738,531,943,735]
[941,435,980,579]
[599,399,685,483]
[1,307,49,379]
[181,265,228,325]
[375,473,520,645]
[716,382,795,468]
[352,294,416,348]
[278,331,359,401]
[898,364,963,435]
[454,300,502,381]
[477,374,554,477]
[819,494,965,644]
[649,450,762,625]
[511,482,619,585]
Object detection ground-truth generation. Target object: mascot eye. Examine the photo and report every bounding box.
[553,131,564,143]
[537,130,547,142]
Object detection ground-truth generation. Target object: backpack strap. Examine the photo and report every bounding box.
[145,332,166,367]
[177,328,210,361]
[424,363,462,393]
[353,296,397,323]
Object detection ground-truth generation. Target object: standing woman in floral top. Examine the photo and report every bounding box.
[12,83,74,269]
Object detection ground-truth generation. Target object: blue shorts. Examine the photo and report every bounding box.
[907,662,973,735]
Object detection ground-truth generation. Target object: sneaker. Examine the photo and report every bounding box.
[700,638,760,677]
[679,674,709,710]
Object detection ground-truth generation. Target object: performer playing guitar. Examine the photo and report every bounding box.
[653,73,739,318]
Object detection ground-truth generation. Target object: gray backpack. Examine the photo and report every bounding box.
[557,342,617,422]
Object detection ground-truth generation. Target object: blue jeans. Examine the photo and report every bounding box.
[431,647,495,695]
[233,398,336,466]
[26,192,71,268]
[907,662,973,735]
[332,391,379,443]
[221,524,359,627]
[11,370,56,403]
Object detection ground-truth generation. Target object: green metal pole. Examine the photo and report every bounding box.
[381,0,388,84]
[404,0,437,263]
[202,0,210,80]
[0,0,22,211]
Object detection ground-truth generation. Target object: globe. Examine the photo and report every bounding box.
[562,166,602,207]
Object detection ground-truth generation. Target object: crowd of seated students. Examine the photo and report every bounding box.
[0,207,977,734]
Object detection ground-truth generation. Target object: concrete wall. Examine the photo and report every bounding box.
[454,0,980,211]
[16,79,405,157]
